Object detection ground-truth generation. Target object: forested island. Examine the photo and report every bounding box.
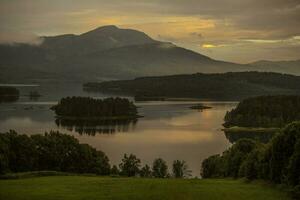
[84,72,300,100]
[0,86,19,103]
[224,95,300,128]
[51,97,138,120]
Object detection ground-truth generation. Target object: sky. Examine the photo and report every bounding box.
[0,0,299,63]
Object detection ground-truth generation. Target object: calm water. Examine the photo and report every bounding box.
[0,82,237,176]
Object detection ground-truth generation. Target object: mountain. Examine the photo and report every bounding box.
[249,60,300,75]
[84,72,300,100]
[0,25,251,82]
[40,25,156,56]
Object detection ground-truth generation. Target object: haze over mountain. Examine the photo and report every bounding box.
[0,25,299,83]
[249,60,300,76]
[0,25,252,82]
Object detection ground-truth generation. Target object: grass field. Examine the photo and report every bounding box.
[0,176,291,200]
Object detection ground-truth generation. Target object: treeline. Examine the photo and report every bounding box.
[84,72,300,100]
[224,95,300,128]
[51,97,138,118]
[0,131,192,178]
[202,122,300,197]
[0,131,110,175]
[111,154,191,178]
[0,86,19,103]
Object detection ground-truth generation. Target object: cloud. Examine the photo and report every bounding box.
[0,31,43,45]
[0,0,299,62]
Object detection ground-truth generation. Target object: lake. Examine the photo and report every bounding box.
[0,82,237,177]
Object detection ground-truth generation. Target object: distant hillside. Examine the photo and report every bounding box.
[84,72,300,100]
[250,60,300,75]
[0,25,250,82]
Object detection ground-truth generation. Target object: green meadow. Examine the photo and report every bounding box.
[0,176,291,200]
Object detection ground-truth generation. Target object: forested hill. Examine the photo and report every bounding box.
[84,72,300,100]
[224,95,300,128]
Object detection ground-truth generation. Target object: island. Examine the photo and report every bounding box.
[0,86,19,103]
[222,95,300,143]
[224,95,300,128]
[190,104,212,110]
[28,91,42,100]
[51,96,139,120]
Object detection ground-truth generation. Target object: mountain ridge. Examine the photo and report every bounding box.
[0,25,297,82]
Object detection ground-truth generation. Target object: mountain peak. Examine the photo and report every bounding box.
[80,25,120,36]
[90,25,119,32]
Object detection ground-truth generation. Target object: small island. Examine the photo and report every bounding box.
[51,96,139,120]
[28,91,42,100]
[0,86,19,103]
[190,104,212,110]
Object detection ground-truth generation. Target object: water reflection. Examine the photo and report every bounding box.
[55,118,138,135]
[0,82,238,176]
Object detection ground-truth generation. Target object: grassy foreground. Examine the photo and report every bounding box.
[0,176,291,200]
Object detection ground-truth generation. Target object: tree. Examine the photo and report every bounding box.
[286,141,300,186]
[110,165,120,175]
[224,139,257,178]
[152,158,168,178]
[119,154,141,177]
[201,155,223,178]
[172,160,191,178]
[140,164,152,177]
[269,122,300,183]
[239,148,264,180]
[0,130,111,175]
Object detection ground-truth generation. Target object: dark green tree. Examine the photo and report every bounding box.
[0,130,110,175]
[201,155,223,178]
[110,165,120,175]
[152,158,168,178]
[119,154,141,177]
[172,160,191,178]
[140,164,152,177]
